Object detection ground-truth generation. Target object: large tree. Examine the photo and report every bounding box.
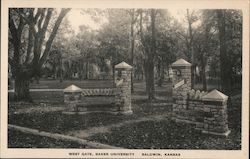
[9,8,70,101]
[138,9,157,100]
[216,10,242,94]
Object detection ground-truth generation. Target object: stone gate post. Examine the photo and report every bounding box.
[171,59,192,120]
[172,58,192,92]
[114,62,133,115]
[202,89,231,136]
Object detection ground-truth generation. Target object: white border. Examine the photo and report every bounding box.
[1,0,249,158]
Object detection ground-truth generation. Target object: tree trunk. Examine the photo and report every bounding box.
[201,23,211,91]
[160,61,165,85]
[14,76,31,102]
[85,62,89,79]
[147,59,155,100]
[130,9,135,93]
[54,65,57,79]
[148,9,156,101]
[217,10,231,94]
[141,67,144,80]
[144,60,149,93]
[201,56,207,91]
[157,59,163,87]
[187,9,195,88]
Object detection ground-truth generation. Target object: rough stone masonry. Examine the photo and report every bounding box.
[63,61,133,115]
[171,58,231,137]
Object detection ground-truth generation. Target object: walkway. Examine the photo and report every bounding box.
[66,114,171,139]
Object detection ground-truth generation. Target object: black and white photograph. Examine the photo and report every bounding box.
[1,0,249,159]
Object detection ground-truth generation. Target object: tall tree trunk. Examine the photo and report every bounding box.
[59,58,63,82]
[201,23,211,91]
[141,67,144,80]
[130,9,135,93]
[144,60,149,93]
[217,10,231,94]
[187,9,195,88]
[148,9,156,101]
[157,59,163,87]
[54,63,57,79]
[201,56,207,91]
[139,10,147,93]
[160,60,165,85]
[147,59,155,100]
[85,62,89,79]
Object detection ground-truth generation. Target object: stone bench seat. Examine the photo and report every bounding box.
[74,96,118,113]
[75,102,117,111]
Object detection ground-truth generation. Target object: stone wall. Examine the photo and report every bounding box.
[171,59,230,136]
[63,62,133,115]
[173,89,205,124]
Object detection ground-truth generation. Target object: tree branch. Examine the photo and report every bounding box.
[34,8,42,22]
[37,9,45,32]
[9,17,18,43]
[14,9,31,24]
[17,13,25,39]
[38,8,71,68]
[37,8,53,55]
[25,26,34,64]
[33,9,47,64]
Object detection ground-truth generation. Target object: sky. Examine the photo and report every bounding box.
[67,9,101,33]
[67,9,187,34]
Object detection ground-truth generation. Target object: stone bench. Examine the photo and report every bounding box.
[77,88,117,113]
[74,95,118,114]
[63,61,133,115]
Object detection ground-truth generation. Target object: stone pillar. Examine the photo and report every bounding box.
[171,59,192,120]
[63,85,82,113]
[202,89,231,136]
[114,61,133,115]
[172,58,192,91]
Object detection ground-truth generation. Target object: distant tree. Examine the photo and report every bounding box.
[48,16,74,82]
[192,10,216,90]
[75,25,99,79]
[97,9,131,70]
[191,9,242,93]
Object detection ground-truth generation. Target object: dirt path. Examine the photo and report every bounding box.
[66,114,171,139]
[9,124,120,149]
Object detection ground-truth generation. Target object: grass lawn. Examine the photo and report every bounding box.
[88,119,241,149]
[8,112,138,134]
[9,79,114,89]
